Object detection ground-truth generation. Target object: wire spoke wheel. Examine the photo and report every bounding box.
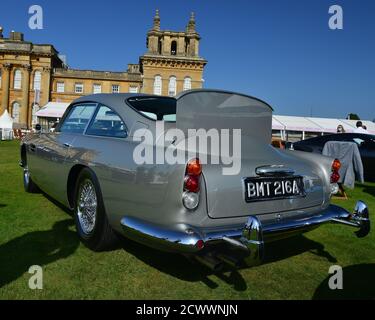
[77,179,97,235]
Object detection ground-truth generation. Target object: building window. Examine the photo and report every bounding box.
[93,84,102,94]
[168,76,177,96]
[56,82,65,93]
[75,83,84,94]
[183,77,192,91]
[112,84,120,93]
[153,75,162,95]
[14,69,22,89]
[12,102,21,123]
[33,71,42,91]
[171,41,177,55]
[129,86,138,93]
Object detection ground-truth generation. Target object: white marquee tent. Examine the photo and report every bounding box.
[35,102,70,131]
[273,115,375,140]
[36,102,70,118]
[0,110,14,140]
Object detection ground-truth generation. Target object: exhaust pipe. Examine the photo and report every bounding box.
[216,253,242,269]
[195,254,223,272]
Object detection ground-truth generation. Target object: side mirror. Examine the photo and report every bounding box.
[35,124,41,132]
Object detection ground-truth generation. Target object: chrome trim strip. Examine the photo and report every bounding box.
[255,165,295,176]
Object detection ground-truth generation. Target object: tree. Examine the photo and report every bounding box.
[347,113,360,120]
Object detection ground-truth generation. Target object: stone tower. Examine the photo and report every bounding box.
[140,10,207,96]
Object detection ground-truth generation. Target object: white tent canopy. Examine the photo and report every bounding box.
[272,115,375,135]
[36,102,70,118]
[273,115,322,133]
[307,117,354,133]
[272,117,285,130]
[0,110,14,129]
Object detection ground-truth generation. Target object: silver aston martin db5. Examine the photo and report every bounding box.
[20,90,370,270]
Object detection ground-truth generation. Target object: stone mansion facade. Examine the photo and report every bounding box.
[0,11,207,128]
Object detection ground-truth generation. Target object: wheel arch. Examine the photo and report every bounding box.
[67,164,88,209]
[20,144,27,167]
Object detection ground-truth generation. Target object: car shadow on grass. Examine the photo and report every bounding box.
[120,234,337,292]
[357,183,375,198]
[312,264,375,299]
[42,192,74,217]
[262,235,337,265]
[0,219,80,289]
[120,237,248,291]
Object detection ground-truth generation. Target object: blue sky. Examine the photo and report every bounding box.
[1,0,374,120]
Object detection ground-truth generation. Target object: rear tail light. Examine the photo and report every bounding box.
[183,158,202,210]
[330,159,341,183]
[332,159,341,172]
[331,171,340,183]
[184,175,200,193]
[182,192,200,210]
[186,158,202,176]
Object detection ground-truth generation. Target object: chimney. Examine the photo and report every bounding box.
[10,31,24,41]
[127,64,140,73]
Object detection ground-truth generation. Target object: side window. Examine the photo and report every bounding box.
[59,104,97,134]
[86,105,127,138]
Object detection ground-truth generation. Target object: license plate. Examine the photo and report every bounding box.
[244,176,305,202]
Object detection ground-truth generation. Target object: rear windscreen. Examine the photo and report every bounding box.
[126,96,176,121]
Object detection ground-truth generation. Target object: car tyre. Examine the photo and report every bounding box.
[74,168,118,251]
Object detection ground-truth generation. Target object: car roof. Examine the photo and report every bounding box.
[74,93,153,109]
[72,89,274,115]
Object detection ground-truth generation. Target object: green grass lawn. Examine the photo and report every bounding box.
[0,140,374,299]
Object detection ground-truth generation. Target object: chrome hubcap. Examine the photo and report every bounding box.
[77,179,97,234]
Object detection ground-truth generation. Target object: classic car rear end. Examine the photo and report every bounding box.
[21,90,370,270]
[119,90,370,269]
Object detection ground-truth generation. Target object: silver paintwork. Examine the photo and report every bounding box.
[21,89,371,267]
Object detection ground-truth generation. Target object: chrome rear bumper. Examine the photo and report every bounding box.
[120,201,370,267]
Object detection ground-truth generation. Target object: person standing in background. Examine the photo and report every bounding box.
[337,125,346,133]
[353,121,369,134]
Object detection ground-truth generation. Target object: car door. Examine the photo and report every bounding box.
[68,104,137,223]
[294,135,328,153]
[32,103,98,204]
[360,137,375,181]
[347,134,375,182]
